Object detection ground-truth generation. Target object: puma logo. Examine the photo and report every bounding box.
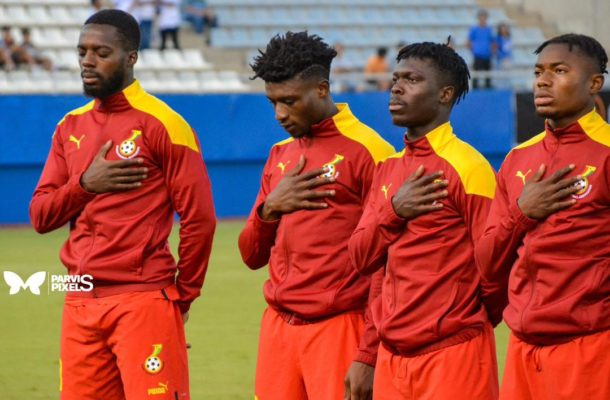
[69,135,85,149]
[516,169,532,185]
[277,161,291,174]
[381,184,392,199]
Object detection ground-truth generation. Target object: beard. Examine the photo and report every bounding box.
[82,67,126,99]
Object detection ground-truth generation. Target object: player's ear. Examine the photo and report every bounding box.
[317,79,330,98]
[439,85,455,105]
[127,50,138,67]
[590,73,604,94]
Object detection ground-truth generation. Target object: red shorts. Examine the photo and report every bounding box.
[254,307,363,400]
[373,323,499,400]
[60,286,189,400]
[500,329,610,400]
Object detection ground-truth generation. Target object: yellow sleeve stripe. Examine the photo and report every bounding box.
[124,81,200,153]
[428,124,496,199]
[333,103,396,164]
[580,109,610,147]
[56,100,95,127]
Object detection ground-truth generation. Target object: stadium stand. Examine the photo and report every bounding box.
[0,0,247,93]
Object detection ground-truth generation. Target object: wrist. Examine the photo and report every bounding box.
[260,202,280,221]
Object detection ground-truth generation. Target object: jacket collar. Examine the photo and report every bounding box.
[93,80,142,113]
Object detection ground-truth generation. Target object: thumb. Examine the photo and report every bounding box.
[532,164,546,182]
[409,165,425,181]
[289,154,306,176]
[97,140,113,159]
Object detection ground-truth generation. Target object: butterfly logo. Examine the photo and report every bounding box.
[3,271,46,295]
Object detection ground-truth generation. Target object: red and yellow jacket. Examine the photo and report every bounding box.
[476,109,610,345]
[30,80,216,313]
[349,122,497,356]
[238,104,395,365]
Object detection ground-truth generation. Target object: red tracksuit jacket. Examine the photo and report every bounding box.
[476,109,610,345]
[238,104,395,364]
[349,122,497,356]
[30,80,216,313]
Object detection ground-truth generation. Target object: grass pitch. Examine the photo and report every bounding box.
[0,221,509,399]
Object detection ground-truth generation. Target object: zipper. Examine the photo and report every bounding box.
[521,139,558,332]
[76,112,112,279]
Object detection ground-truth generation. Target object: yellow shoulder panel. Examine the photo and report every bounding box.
[580,109,610,147]
[434,137,497,199]
[334,118,395,164]
[56,100,95,127]
[384,148,406,160]
[513,131,545,150]
[273,137,295,147]
[126,87,199,153]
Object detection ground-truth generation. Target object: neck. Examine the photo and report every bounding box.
[405,114,450,142]
[547,103,594,130]
[317,99,339,123]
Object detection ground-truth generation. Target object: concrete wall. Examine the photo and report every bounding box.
[505,0,610,52]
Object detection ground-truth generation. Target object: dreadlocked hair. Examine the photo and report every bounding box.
[250,31,337,83]
[397,39,470,104]
[535,33,608,74]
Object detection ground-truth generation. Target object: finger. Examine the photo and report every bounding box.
[407,165,425,182]
[301,176,335,189]
[299,200,329,210]
[112,174,147,184]
[554,175,581,190]
[421,179,448,193]
[108,158,145,169]
[549,164,575,183]
[300,166,333,181]
[531,164,546,182]
[96,140,113,159]
[109,167,149,177]
[110,182,143,191]
[415,203,445,213]
[415,171,444,187]
[343,378,351,400]
[287,154,306,176]
[549,198,577,212]
[301,189,336,199]
[550,185,580,200]
[419,190,448,203]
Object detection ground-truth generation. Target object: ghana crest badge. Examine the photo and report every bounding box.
[143,344,164,374]
[320,154,345,179]
[116,129,142,159]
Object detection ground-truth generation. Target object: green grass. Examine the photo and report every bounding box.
[0,221,509,399]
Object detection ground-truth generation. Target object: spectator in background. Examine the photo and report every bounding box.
[184,0,218,46]
[19,28,53,71]
[330,42,355,92]
[364,46,390,91]
[90,0,104,14]
[159,0,181,50]
[131,0,157,49]
[0,27,15,70]
[496,23,513,69]
[495,23,513,88]
[467,9,495,89]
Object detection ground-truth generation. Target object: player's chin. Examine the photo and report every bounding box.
[534,105,556,118]
[390,113,411,127]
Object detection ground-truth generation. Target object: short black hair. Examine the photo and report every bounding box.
[250,31,337,83]
[84,9,140,52]
[535,33,608,74]
[397,40,470,104]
